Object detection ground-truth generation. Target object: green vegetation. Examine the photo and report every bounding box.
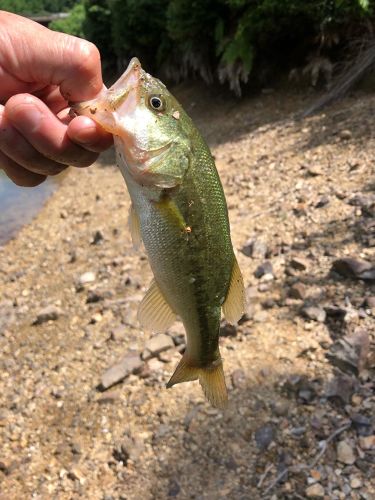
[1,0,373,93]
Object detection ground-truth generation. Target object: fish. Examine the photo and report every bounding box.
[72,58,245,408]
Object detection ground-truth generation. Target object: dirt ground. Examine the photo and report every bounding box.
[0,83,374,499]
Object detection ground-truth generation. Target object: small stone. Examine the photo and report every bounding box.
[145,334,174,356]
[307,165,322,177]
[254,261,273,279]
[67,466,84,482]
[253,310,268,323]
[305,483,325,498]
[273,400,289,417]
[231,369,246,389]
[91,230,104,245]
[365,296,375,308]
[109,326,127,342]
[289,257,308,271]
[315,195,329,208]
[97,390,121,404]
[350,476,362,489]
[331,258,375,280]
[336,440,356,465]
[168,479,181,497]
[220,321,237,337]
[113,436,143,464]
[241,238,268,259]
[358,435,375,450]
[33,305,63,325]
[289,282,306,300]
[78,271,96,287]
[86,289,105,303]
[339,129,352,140]
[100,352,143,390]
[301,305,326,322]
[90,313,103,324]
[148,358,164,371]
[254,423,275,450]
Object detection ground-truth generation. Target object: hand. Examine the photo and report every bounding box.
[0,11,112,187]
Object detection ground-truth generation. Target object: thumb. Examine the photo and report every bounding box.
[0,11,103,101]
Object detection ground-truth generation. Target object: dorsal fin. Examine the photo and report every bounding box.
[138,279,176,332]
[222,258,246,324]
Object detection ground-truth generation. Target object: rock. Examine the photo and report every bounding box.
[273,400,289,417]
[253,310,269,323]
[325,375,356,406]
[168,479,181,497]
[336,440,356,465]
[145,334,174,356]
[91,230,104,245]
[100,352,143,390]
[339,129,352,140]
[33,305,63,325]
[254,423,275,451]
[77,271,96,288]
[109,326,127,342]
[315,195,329,208]
[358,435,375,450]
[305,483,325,498]
[147,358,164,372]
[113,435,143,464]
[327,329,369,376]
[364,296,375,308]
[350,414,373,437]
[231,369,246,389]
[301,305,326,322]
[289,282,306,300]
[307,165,322,177]
[97,390,121,404]
[350,476,362,489]
[289,257,308,271]
[331,258,375,281]
[220,321,237,337]
[241,238,268,259]
[254,261,273,279]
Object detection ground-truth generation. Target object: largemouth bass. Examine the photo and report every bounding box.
[73,58,245,408]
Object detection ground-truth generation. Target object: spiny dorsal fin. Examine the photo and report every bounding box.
[128,204,142,249]
[138,279,176,332]
[222,257,246,324]
[166,354,228,409]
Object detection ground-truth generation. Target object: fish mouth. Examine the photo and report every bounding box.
[70,57,142,133]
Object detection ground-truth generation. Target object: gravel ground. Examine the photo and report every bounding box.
[0,84,374,499]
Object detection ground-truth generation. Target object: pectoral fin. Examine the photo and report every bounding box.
[138,279,176,332]
[128,204,142,249]
[222,258,246,324]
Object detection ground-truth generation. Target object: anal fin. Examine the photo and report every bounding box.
[222,257,246,325]
[138,279,176,332]
[128,204,142,249]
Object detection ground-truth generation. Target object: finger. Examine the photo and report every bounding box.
[5,94,99,168]
[0,151,46,187]
[0,13,103,101]
[67,116,113,153]
[0,107,68,176]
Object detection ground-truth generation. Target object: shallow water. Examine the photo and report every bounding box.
[0,170,61,245]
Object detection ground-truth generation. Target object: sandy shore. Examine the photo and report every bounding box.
[0,86,374,499]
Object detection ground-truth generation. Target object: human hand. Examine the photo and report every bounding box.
[0,11,113,186]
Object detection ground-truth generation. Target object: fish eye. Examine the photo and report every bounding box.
[149,95,165,111]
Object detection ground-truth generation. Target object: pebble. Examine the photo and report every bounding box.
[301,305,326,322]
[231,369,246,389]
[147,358,164,372]
[289,282,306,300]
[254,261,273,278]
[305,483,325,497]
[33,305,63,325]
[339,129,352,140]
[241,238,268,259]
[358,435,375,450]
[289,257,308,271]
[331,258,375,280]
[145,334,175,356]
[350,476,362,489]
[109,326,127,342]
[77,271,96,287]
[254,423,275,450]
[100,352,143,390]
[336,440,356,465]
[220,321,237,337]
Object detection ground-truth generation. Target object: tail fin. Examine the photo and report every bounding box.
[166,354,228,409]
